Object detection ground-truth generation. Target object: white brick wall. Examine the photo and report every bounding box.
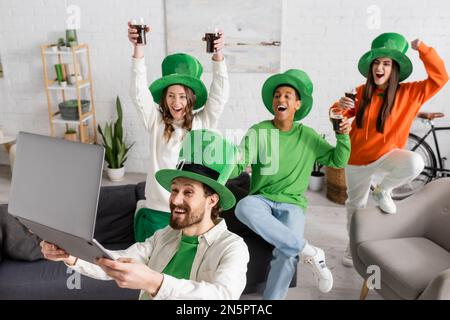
[1,0,450,173]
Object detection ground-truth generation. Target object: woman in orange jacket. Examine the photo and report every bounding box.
[331,33,449,267]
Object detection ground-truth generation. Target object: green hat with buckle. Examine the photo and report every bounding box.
[155,129,238,211]
[358,32,413,82]
[261,69,314,121]
[149,53,208,109]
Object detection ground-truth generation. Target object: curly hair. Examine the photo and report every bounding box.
[158,85,196,142]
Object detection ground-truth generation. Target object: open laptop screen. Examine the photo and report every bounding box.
[8,132,104,240]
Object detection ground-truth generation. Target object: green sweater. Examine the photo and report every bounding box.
[232,120,351,209]
[162,234,199,280]
[140,234,199,299]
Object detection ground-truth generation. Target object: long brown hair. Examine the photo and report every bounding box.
[158,85,196,141]
[356,59,400,133]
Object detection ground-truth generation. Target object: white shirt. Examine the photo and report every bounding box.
[69,219,249,300]
[130,57,230,213]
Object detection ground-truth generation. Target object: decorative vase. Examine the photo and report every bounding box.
[58,99,90,120]
[106,167,125,182]
[64,132,78,142]
[309,172,325,192]
[66,29,78,47]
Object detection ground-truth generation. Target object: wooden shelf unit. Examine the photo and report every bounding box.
[40,43,97,144]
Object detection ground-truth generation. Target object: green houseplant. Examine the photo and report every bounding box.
[64,127,78,142]
[309,160,325,192]
[309,134,326,191]
[57,37,67,51]
[98,96,134,181]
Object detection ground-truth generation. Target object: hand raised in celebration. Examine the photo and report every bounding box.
[411,39,422,51]
[127,21,151,46]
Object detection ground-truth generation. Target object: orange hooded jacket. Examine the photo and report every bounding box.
[332,42,449,166]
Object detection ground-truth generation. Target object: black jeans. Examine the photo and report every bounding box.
[0,205,43,262]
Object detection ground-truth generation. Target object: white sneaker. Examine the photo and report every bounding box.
[372,186,397,214]
[301,246,333,293]
[342,245,353,268]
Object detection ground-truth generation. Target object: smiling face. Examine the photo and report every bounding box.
[272,86,301,122]
[164,84,189,121]
[169,177,217,230]
[372,57,393,88]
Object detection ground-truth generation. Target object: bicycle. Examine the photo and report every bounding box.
[392,111,450,200]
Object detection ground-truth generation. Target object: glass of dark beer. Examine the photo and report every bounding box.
[345,87,357,102]
[131,18,147,45]
[203,32,219,53]
[330,107,344,133]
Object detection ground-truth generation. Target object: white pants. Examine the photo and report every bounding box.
[345,149,424,233]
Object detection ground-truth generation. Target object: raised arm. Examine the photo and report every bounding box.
[315,128,351,169]
[405,40,449,108]
[195,31,230,129]
[128,21,159,130]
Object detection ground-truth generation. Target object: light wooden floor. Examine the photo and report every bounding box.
[0,164,381,300]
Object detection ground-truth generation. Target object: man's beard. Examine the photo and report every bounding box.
[169,201,205,230]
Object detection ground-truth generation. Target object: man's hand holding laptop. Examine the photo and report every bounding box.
[40,241,77,265]
[40,241,163,295]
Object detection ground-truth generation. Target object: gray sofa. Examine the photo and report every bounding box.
[0,182,143,299]
[350,178,450,300]
[0,173,295,299]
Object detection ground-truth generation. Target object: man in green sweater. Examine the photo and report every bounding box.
[232,69,351,299]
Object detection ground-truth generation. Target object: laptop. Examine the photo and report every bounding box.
[8,132,115,263]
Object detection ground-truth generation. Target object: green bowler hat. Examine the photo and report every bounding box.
[149,53,208,109]
[155,129,238,211]
[358,32,413,82]
[261,69,314,121]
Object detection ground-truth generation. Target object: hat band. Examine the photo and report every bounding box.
[176,161,220,181]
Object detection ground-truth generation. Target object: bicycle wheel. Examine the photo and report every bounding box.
[391,133,436,200]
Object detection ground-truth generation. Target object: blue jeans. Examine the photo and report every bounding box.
[235,195,306,300]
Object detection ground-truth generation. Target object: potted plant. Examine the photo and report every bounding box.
[97,96,134,182]
[57,37,67,51]
[309,160,325,191]
[66,29,78,47]
[67,36,78,48]
[49,43,58,52]
[64,128,78,141]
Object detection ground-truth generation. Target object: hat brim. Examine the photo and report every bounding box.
[261,74,313,121]
[358,48,413,82]
[149,74,208,110]
[155,169,236,211]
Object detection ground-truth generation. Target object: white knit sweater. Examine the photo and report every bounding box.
[130,57,229,213]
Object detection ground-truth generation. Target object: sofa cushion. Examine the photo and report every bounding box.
[0,257,139,300]
[136,182,146,201]
[94,184,137,245]
[0,204,43,262]
[358,237,450,299]
[223,173,254,237]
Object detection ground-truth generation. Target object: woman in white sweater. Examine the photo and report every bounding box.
[128,22,229,241]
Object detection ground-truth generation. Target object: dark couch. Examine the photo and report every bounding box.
[0,173,295,299]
